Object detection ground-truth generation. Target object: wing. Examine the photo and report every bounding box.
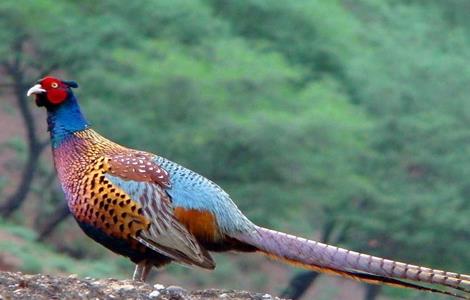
[82,152,215,269]
[154,156,255,234]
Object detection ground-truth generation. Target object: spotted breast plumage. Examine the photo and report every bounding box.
[27,76,470,299]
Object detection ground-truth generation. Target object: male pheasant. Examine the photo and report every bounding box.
[27,76,470,299]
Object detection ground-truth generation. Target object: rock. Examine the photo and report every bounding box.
[149,290,160,298]
[118,284,135,292]
[166,285,186,293]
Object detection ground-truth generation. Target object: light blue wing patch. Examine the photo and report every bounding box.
[154,156,254,234]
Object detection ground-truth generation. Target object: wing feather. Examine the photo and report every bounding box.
[154,156,255,234]
[106,152,215,269]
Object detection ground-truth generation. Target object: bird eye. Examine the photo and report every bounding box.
[51,82,59,88]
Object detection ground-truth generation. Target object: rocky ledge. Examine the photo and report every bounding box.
[0,271,285,300]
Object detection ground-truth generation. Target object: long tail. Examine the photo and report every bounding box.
[232,226,470,299]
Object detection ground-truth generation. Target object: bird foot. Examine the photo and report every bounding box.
[133,260,152,282]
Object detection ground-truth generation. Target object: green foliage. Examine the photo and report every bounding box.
[5,137,26,154]
[208,0,359,79]
[0,177,6,196]
[342,1,470,276]
[0,221,127,278]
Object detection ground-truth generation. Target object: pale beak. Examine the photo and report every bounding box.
[26,84,46,97]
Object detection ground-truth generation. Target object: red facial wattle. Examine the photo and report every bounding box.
[47,88,68,104]
[40,76,69,104]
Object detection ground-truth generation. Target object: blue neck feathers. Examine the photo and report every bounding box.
[47,95,89,148]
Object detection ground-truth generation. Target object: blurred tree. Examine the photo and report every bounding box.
[0,1,66,217]
[208,0,359,82]
[0,0,142,218]
[344,2,470,298]
[364,285,382,300]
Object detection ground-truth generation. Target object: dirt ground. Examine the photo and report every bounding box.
[0,271,285,300]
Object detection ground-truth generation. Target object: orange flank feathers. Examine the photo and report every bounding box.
[174,208,221,242]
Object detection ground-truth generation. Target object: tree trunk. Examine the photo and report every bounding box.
[36,200,70,242]
[0,40,48,218]
[0,148,42,218]
[281,272,320,300]
[364,284,382,300]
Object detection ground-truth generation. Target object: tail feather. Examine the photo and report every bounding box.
[265,251,468,299]
[233,226,470,298]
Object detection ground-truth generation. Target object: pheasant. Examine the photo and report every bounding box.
[27,76,470,299]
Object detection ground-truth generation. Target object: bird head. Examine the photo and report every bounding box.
[27,76,79,108]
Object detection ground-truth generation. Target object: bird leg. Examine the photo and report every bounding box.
[133,260,153,282]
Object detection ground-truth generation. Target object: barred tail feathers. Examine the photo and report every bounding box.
[233,226,470,299]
